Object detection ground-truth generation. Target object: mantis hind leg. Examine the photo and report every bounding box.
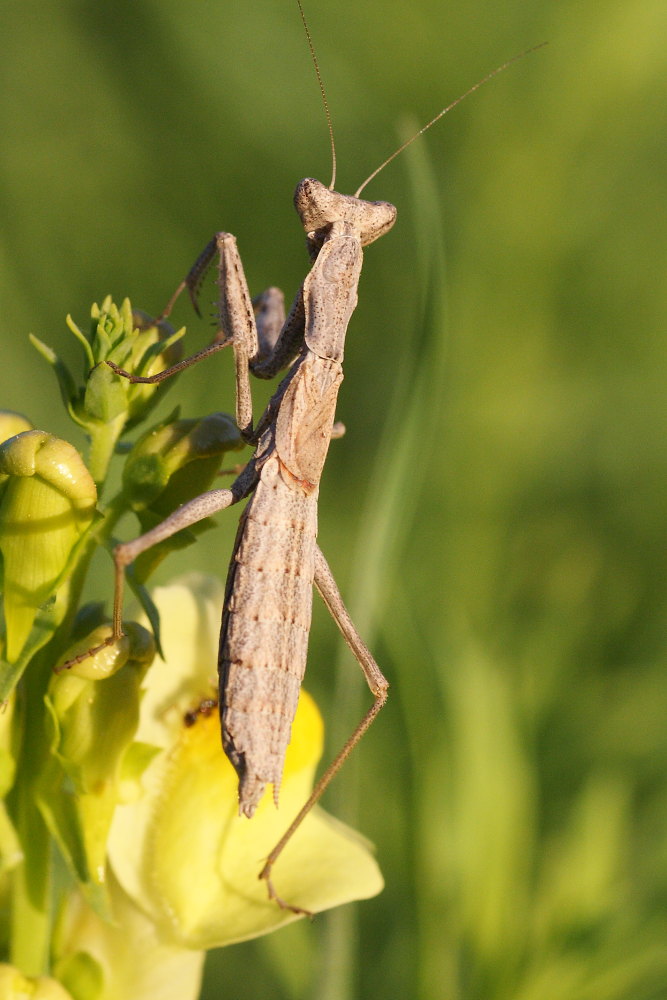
[259,544,388,913]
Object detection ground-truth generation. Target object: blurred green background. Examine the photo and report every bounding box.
[2,1,666,997]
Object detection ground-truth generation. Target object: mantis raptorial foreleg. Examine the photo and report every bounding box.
[111,232,303,443]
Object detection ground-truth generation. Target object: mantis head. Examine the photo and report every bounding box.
[294,178,397,252]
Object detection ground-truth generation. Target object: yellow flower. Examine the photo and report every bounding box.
[0,964,73,999]
[52,875,204,1000]
[108,575,384,946]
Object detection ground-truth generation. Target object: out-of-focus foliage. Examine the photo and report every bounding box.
[1,2,665,998]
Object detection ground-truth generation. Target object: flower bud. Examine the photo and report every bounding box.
[0,432,97,663]
[124,308,184,425]
[121,413,242,581]
[41,623,155,889]
[30,298,186,483]
[84,298,184,429]
[124,412,242,512]
[0,412,33,446]
[56,621,155,682]
[49,623,154,789]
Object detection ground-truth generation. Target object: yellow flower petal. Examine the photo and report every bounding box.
[131,575,224,749]
[0,964,73,999]
[54,875,203,1000]
[108,575,383,946]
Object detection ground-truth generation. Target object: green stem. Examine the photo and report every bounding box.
[10,796,51,975]
[95,491,131,545]
[70,487,129,626]
[8,666,54,975]
[87,416,127,489]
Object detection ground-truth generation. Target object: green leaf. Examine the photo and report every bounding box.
[124,570,163,659]
[29,334,80,421]
[65,314,95,370]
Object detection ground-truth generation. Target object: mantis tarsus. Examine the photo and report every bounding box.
[66,2,544,913]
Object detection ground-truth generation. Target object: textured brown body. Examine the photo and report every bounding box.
[219,454,318,815]
[215,207,382,816]
[218,243,354,816]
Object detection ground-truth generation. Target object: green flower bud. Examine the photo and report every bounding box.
[30,298,185,484]
[124,411,242,512]
[56,622,155,682]
[0,432,97,663]
[122,308,185,427]
[83,299,184,430]
[49,623,155,792]
[41,623,155,889]
[121,413,243,582]
[0,964,73,999]
[0,412,33,446]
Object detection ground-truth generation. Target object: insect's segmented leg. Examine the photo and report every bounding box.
[58,465,258,673]
[259,544,389,914]
[253,287,285,360]
[159,236,219,321]
[312,546,389,700]
[110,463,257,641]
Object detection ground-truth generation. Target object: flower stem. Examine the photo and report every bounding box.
[9,671,54,976]
[10,797,51,975]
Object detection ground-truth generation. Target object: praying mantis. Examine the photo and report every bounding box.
[66,2,543,913]
[107,177,394,914]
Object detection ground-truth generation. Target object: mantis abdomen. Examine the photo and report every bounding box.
[219,453,318,816]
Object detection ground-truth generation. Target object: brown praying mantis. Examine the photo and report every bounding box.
[64,2,544,913]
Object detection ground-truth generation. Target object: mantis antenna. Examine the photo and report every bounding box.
[296,0,338,191]
[355,42,548,198]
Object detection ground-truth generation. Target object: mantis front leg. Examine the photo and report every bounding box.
[109,232,305,444]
